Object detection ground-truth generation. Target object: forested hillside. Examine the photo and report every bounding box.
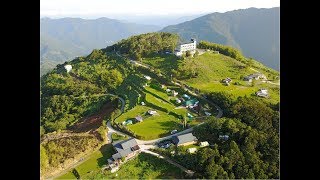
[106,32,179,59]
[41,32,279,179]
[40,17,161,76]
[156,94,279,179]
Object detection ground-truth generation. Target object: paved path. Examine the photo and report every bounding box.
[105,93,127,143]
[141,149,194,176]
[106,121,132,143]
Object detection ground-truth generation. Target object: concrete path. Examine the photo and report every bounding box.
[106,121,132,143]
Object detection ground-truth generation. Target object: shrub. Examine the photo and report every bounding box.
[72,168,80,179]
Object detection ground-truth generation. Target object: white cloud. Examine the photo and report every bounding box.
[41,0,280,17]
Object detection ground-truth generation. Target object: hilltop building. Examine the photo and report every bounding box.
[174,39,197,56]
[64,65,72,73]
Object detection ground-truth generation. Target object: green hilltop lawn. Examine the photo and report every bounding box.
[116,105,182,140]
[142,52,279,104]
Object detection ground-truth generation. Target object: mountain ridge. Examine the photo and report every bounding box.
[40,17,161,76]
[160,7,280,70]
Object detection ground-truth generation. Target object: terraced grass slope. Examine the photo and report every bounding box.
[115,85,201,140]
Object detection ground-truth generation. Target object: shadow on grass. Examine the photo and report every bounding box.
[135,152,185,179]
[157,121,183,137]
[97,144,115,167]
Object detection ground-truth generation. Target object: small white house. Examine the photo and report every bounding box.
[147,110,157,115]
[161,85,166,89]
[187,147,197,154]
[260,88,268,94]
[64,65,72,73]
[176,98,181,104]
[135,116,143,123]
[172,90,178,97]
[141,102,146,106]
[256,88,268,98]
[204,112,212,116]
[144,75,151,81]
[166,89,171,93]
[199,141,209,147]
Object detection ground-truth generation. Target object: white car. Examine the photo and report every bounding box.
[171,130,178,134]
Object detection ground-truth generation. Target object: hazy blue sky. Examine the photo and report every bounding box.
[41,0,280,18]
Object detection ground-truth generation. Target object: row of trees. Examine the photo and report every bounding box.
[106,32,179,60]
[198,41,245,62]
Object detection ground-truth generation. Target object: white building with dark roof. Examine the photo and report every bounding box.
[110,138,140,162]
[174,39,197,56]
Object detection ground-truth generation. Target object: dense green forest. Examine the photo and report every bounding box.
[155,95,279,179]
[106,32,179,59]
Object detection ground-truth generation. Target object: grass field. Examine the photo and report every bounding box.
[183,53,279,103]
[115,84,203,140]
[144,86,188,115]
[56,149,184,179]
[100,152,185,179]
[56,144,115,180]
[142,52,279,104]
[115,105,183,140]
[142,54,179,75]
[111,133,128,142]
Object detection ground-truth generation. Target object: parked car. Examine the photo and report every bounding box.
[171,130,178,134]
[164,143,172,149]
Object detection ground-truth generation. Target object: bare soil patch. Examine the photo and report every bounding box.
[69,100,117,133]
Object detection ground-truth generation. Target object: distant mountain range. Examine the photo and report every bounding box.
[40,8,279,76]
[161,7,280,70]
[40,17,161,76]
